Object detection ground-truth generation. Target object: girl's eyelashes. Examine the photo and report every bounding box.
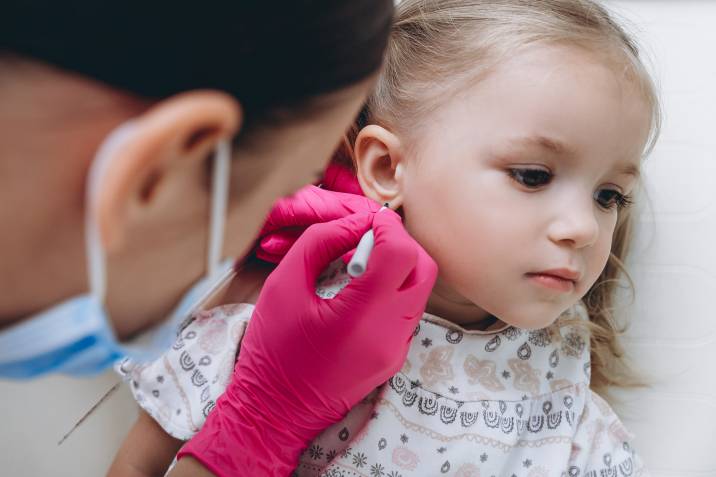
[595,189,634,211]
[506,167,634,212]
[506,167,552,188]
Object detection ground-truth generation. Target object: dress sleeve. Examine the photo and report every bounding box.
[115,303,254,441]
[567,389,650,477]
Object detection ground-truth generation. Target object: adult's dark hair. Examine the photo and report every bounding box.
[1,0,393,124]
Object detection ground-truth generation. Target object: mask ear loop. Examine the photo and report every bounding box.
[171,139,235,329]
[85,121,139,306]
[86,130,232,305]
[207,140,231,278]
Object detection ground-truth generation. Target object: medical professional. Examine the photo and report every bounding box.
[0,1,437,476]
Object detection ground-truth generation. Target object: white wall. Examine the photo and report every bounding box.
[1,2,714,476]
[603,2,716,476]
[0,372,137,476]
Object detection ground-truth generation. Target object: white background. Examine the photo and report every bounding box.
[1,1,714,475]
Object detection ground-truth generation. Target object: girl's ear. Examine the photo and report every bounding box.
[94,91,242,251]
[353,124,405,209]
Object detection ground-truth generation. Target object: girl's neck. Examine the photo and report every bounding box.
[425,276,502,331]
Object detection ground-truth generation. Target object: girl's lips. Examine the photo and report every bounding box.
[526,273,575,292]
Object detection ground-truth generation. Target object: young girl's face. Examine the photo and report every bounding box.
[398,44,652,329]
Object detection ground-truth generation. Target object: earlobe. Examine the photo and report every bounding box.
[353,125,405,210]
[93,91,242,251]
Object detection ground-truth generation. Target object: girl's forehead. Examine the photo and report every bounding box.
[480,43,644,104]
[441,44,652,160]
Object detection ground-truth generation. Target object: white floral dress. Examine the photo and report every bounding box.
[117,266,648,477]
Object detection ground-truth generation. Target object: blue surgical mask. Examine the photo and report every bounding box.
[0,122,237,379]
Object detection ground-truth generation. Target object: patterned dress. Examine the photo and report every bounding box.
[117,266,648,477]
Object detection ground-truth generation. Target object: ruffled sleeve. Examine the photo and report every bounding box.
[567,389,650,476]
[115,303,254,440]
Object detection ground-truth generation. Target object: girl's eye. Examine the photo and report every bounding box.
[594,189,634,211]
[507,168,552,188]
[507,168,634,212]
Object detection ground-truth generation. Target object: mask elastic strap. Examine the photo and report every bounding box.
[85,122,138,302]
[85,126,231,302]
[207,140,231,278]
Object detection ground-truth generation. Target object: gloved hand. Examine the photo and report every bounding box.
[256,184,380,263]
[177,209,438,476]
[320,160,364,196]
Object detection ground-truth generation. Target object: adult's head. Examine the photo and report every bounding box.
[0,0,393,342]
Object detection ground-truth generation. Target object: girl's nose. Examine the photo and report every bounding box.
[547,194,600,249]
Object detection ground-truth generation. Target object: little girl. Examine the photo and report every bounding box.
[111,0,659,475]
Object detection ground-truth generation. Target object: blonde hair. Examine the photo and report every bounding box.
[337,0,661,400]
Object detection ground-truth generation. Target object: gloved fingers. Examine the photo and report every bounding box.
[321,162,365,195]
[341,248,357,265]
[332,211,437,340]
[337,209,420,298]
[397,241,438,293]
[257,227,304,262]
[260,185,380,236]
[280,212,375,291]
[392,246,438,334]
[370,280,437,349]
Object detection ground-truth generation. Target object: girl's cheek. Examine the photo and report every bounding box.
[589,235,613,282]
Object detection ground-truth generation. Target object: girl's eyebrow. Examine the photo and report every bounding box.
[508,135,575,156]
[614,161,641,180]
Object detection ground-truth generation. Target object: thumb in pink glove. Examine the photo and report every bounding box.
[177,209,437,476]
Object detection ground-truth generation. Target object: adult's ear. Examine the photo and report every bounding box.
[93,91,242,251]
[353,124,405,210]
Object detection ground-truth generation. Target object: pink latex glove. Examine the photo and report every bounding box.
[321,160,364,195]
[177,209,438,476]
[256,184,380,263]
